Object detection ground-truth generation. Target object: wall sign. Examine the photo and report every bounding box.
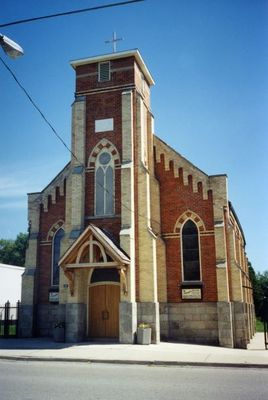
[49,292,59,303]
[95,118,114,133]
[182,288,202,300]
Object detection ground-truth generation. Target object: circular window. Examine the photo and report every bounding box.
[99,152,111,165]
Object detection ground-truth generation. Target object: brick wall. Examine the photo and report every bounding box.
[155,150,218,303]
[38,187,66,304]
[84,90,123,241]
[75,57,135,94]
[85,92,123,160]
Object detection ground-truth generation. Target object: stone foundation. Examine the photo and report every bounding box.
[232,302,256,349]
[233,301,247,348]
[20,299,255,348]
[119,302,137,344]
[137,302,160,344]
[36,304,59,337]
[217,301,234,348]
[160,302,219,345]
[65,303,86,342]
[18,305,34,338]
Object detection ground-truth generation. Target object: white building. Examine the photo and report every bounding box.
[0,263,25,307]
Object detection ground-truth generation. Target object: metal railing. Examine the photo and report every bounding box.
[264,321,268,350]
[0,300,20,338]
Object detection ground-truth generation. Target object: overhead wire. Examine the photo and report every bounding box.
[0,56,79,164]
[0,56,161,229]
[0,0,145,28]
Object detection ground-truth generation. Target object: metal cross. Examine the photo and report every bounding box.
[105,32,123,53]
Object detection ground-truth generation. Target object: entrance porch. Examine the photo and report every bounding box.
[58,224,130,342]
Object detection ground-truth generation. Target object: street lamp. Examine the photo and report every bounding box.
[0,33,24,58]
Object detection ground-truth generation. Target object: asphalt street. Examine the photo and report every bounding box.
[0,360,267,400]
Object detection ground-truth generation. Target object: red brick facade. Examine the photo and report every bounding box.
[84,91,123,241]
[75,57,135,94]
[154,153,218,303]
[38,187,66,304]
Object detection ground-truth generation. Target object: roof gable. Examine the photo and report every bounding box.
[59,224,130,267]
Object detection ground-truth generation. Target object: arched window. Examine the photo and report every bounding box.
[95,151,114,216]
[51,228,65,286]
[182,220,201,281]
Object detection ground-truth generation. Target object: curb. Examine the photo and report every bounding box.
[1,355,268,369]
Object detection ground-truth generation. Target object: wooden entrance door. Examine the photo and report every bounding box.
[88,284,120,338]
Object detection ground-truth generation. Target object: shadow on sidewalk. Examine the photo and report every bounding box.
[0,337,119,350]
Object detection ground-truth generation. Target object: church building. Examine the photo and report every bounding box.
[20,49,254,348]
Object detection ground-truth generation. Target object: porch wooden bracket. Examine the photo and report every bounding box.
[118,267,128,295]
[63,269,75,296]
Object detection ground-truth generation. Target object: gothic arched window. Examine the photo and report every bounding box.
[95,151,114,216]
[51,228,64,286]
[182,220,201,281]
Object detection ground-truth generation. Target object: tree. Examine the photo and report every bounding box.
[249,262,268,321]
[0,233,28,267]
[256,271,268,322]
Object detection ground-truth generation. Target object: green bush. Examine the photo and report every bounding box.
[256,319,264,332]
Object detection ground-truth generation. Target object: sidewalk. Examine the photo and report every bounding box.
[0,333,267,368]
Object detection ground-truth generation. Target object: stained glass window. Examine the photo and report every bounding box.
[182,220,200,281]
[52,228,64,286]
[95,151,114,216]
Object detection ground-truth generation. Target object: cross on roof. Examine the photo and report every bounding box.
[105,32,123,53]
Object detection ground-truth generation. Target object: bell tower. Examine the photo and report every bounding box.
[67,50,159,343]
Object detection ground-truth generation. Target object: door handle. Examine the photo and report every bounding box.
[102,310,109,320]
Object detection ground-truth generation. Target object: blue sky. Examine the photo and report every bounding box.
[0,0,267,273]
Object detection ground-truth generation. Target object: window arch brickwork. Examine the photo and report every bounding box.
[88,139,120,168]
[46,220,65,242]
[174,210,206,233]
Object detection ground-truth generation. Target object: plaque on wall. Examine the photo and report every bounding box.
[95,118,114,133]
[49,292,59,303]
[182,288,202,300]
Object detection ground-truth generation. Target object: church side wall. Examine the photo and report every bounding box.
[154,154,217,302]
[19,194,40,337]
[227,209,255,348]
[37,188,66,336]
[154,145,218,344]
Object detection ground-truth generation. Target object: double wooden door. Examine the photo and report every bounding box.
[88,284,120,338]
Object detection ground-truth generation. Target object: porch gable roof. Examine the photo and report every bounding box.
[59,224,130,267]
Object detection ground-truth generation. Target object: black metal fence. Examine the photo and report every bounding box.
[261,297,268,350]
[264,321,268,350]
[0,301,20,338]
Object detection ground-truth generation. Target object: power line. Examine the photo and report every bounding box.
[0,0,145,28]
[0,56,79,164]
[0,55,161,230]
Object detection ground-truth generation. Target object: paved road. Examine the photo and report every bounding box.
[0,360,267,400]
